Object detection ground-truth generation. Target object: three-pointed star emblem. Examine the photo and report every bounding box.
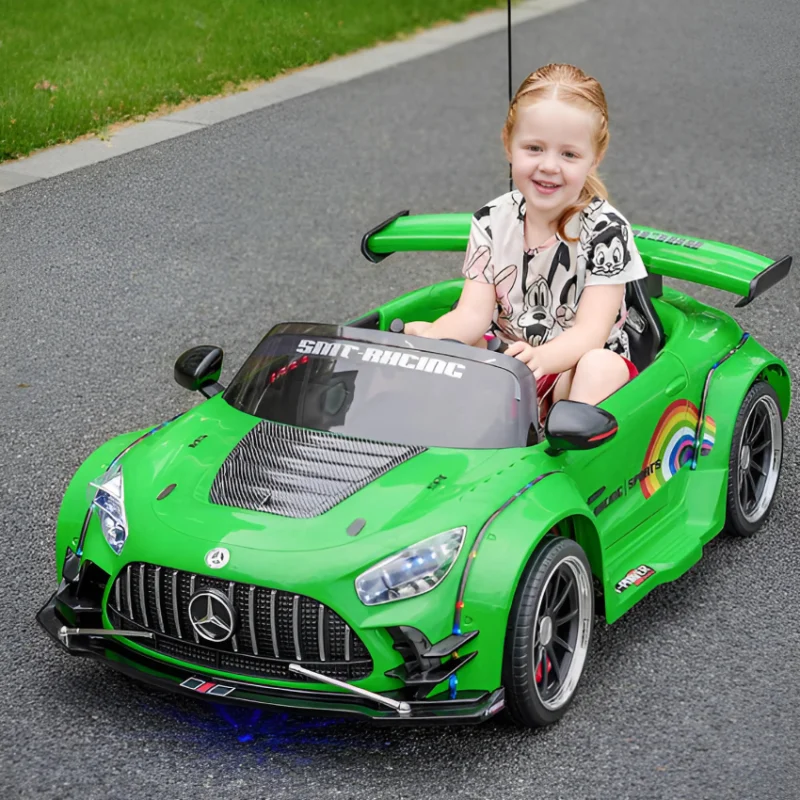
[187,589,237,642]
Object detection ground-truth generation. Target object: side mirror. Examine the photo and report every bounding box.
[544,400,618,452]
[174,346,224,398]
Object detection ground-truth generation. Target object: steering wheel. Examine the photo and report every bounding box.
[389,320,507,354]
[486,336,509,354]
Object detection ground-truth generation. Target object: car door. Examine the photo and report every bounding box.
[556,350,690,549]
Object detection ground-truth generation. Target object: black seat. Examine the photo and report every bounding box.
[623,273,665,372]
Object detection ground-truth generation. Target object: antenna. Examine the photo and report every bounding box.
[507,0,513,191]
[507,0,513,108]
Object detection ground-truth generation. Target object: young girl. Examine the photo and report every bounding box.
[406,63,647,412]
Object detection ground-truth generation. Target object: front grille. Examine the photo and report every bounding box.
[107,563,372,681]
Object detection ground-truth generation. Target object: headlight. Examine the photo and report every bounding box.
[355,527,466,606]
[88,464,128,555]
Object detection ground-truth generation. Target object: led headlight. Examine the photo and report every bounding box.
[88,464,128,555]
[355,527,466,606]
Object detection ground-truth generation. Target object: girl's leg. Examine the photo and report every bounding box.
[567,349,631,405]
[552,368,575,404]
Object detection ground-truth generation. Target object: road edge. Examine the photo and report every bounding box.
[0,0,586,194]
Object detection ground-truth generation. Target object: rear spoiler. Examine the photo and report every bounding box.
[361,211,791,308]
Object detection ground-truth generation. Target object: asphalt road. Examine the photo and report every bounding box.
[2,0,799,797]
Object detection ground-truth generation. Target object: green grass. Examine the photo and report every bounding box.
[0,0,506,162]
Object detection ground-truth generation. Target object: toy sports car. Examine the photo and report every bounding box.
[37,211,791,727]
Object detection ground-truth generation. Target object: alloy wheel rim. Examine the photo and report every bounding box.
[532,554,592,711]
[738,394,782,524]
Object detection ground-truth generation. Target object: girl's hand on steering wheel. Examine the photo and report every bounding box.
[505,340,545,379]
[404,320,433,337]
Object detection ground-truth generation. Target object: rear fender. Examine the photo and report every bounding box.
[702,336,790,455]
[454,472,601,690]
[683,336,790,543]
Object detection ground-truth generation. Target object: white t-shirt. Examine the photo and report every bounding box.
[462,191,648,358]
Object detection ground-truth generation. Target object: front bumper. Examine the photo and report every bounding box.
[37,589,504,726]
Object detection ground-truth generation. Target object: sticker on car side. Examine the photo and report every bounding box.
[615,565,655,594]
[641,400,715,498]
[633,230,704,249]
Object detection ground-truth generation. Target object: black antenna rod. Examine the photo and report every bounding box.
[507,0,513,107]
[507,0,513,191]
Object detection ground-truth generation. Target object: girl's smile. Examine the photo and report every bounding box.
[532,179,563,195]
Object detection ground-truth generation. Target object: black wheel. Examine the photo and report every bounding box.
[725,381,783,537]
[503,536,594,728]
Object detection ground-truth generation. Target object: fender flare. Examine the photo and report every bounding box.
[702,336,790,460]
[665,334,791,553]
[454,471,601,689]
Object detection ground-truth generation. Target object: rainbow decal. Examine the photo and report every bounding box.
[641,400,716,499]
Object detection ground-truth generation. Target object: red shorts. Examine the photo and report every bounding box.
[536,357,639,400]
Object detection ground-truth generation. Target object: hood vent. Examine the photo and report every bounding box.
[210,421,425,518]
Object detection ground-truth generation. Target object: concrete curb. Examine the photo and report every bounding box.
[0,0,586,193]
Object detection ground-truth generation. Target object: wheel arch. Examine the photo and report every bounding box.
[455,472,603,689]
[552,514,603,583]
[723,377,785,538]
[757,360,791,420]
[703,338,791,458]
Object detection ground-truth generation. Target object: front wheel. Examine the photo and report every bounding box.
[724,381,784,537]
[503,536,594,728]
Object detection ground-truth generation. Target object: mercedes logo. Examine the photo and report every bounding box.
[205,547,230,569]
[188,588,237,643]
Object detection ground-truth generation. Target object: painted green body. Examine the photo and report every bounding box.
[48,216,791,714]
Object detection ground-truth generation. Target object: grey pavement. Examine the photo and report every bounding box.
[2,0,799,798]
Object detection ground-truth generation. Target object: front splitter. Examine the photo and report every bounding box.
[37,592,505,726]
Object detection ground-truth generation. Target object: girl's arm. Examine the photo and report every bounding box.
[506,283,624,377]
[414,278,497,345]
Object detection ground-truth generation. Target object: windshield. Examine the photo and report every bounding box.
[224,328,531,449]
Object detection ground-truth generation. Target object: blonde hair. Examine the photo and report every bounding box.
[502,63,610,241]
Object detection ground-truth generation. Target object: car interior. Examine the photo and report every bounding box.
[347,271,666,374]
[623,273,665,372]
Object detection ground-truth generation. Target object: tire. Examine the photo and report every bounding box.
[503,536,594,728]
[724,381,784,537]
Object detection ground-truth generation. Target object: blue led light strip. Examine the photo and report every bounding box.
[451,471,559,635]
[691,333,749,470]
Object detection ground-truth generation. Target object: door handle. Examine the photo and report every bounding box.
[664,375,687,396]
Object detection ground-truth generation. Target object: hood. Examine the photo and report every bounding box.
[117,397,528,553]
[209,418,427,519]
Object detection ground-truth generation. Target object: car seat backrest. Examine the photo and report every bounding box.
[624,274,665,372]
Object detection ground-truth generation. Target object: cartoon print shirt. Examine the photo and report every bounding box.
[462,191,648,358]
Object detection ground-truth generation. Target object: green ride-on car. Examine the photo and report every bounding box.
[37,210,792,728]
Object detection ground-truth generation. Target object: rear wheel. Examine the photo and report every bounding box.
[503,536,593,728]
[725,381,783,537]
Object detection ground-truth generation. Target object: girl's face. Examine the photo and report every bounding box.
[506,97,599,223]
